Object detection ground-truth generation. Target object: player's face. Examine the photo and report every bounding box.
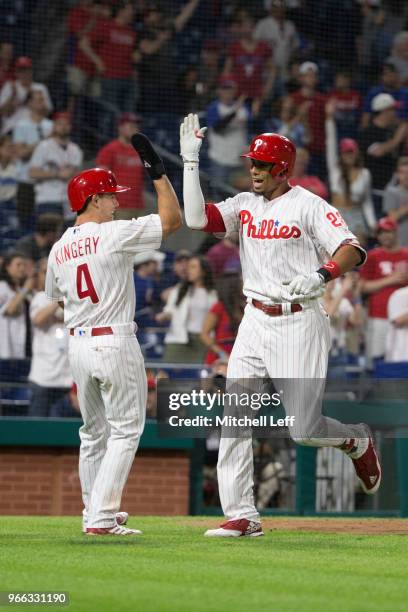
[97,193,120,222]
[249,160,280,196]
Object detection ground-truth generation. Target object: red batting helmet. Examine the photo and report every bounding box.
[68,168,130,212]
[241,133,296,179]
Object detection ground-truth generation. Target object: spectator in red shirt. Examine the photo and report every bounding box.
[328,71,362,139]
[67,0,111,98]
[201,273,245,365]
[80,2,139,115]
[290,62,327,177]
[289,147,328,200]
[360,217,408,365]
[95,112,144,219]
[224,13,276,117]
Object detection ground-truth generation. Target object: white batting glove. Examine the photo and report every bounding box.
[284,272,325,300]
[180,113,207,162]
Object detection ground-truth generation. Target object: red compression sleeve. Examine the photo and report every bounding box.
[202,203,226,233]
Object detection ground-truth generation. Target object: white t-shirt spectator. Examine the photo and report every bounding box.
[254,15,299,77]
[0,81,53,135]
[0,280,26,358]
[28,291,72,388]
[385,286,408,362]
[207,101,250,167]
[13,116,53,182]
[29,137,83,214]
[163,286,217,344]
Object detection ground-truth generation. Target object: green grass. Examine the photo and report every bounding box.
[1,517,408,612]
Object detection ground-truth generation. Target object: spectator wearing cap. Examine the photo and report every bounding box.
[96,112,144,219]
[388,31,408,86]
[290,62,327,178]
[361,60,408,129]
[133,250,165,329]
[223,13,276,117]
[359,93,407,203]
[253,0,300,80]
[15,214,62,265]
[28,258,72,417]
[327,71,362,140]
[360,216,408,366]
[206,75,250,197]
[325,99,376,240]
[29,112,83,219]
[12,90,53,228]
[0,56,53,135]
[289,147,328,200]
[383,156,408,247]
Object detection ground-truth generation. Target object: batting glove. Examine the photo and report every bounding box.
[131,133,166,181]
[180,113,207,162]
[285,272,325,299]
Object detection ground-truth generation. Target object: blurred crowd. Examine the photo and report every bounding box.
[1,0,408,419]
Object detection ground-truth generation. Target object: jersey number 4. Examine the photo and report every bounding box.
[76,263,99,304]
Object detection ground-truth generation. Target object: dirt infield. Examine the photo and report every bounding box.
[265,517,408,535]
[180,517,408,535]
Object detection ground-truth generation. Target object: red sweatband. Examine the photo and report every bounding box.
[317,261,341,283]
[203,203,226,233]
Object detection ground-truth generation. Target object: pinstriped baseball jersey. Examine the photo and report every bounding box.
[45,215,162,327]
[214,185,366,303]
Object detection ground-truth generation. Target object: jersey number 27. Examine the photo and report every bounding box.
[76,263,99,304]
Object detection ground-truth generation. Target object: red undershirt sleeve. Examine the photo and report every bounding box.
[202,203,226,233]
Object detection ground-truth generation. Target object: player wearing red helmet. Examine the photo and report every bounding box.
[180,113,381,538]
[46,135,181,536]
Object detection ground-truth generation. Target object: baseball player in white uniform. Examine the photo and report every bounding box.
[45,134,182,535]
[180,114,382,537]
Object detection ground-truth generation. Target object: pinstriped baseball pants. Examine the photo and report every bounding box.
[69,328,147,528]
[217,301,367,522]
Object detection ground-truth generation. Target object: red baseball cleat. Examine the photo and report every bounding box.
[341,433,381,495]
[204,518,263,537]
[86,524,142,536]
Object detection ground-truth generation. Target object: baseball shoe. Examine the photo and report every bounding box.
[86,524,142,536]
[82,511,129,534]
[204,518,264,538]
[341,432,381,495]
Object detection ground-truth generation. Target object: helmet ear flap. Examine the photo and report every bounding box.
[270,161,288,181]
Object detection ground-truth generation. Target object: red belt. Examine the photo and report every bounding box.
[70,326,113,336]
[252,300,302,316]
